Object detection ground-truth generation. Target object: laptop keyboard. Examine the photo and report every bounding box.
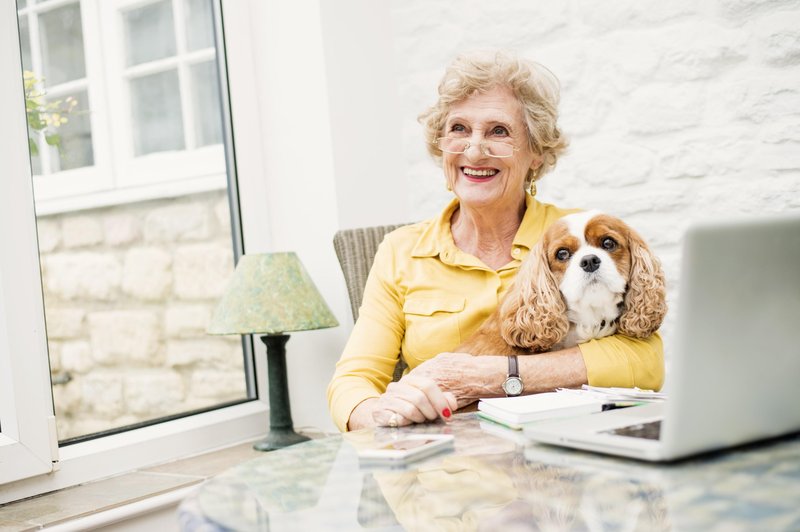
[603,420,662,440]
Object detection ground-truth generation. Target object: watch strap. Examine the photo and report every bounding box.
[507,355,519,378]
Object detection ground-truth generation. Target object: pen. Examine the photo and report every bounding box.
[601,401,643,411]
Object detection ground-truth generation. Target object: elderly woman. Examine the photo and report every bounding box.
[327,51,663,432]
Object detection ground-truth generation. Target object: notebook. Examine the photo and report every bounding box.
[478,392,606,429]
[524,213,800,461]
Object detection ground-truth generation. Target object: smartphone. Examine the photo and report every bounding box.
[357,434,454,463]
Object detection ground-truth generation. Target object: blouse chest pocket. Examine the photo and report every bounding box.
[402,295,465,365]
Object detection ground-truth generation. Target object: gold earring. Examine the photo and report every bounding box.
[446,180,452,191]
[528,167,540,196]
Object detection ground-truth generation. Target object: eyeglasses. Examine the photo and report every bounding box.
[434,137,520,158]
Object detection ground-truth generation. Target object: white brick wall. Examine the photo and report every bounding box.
[387,0,800,382]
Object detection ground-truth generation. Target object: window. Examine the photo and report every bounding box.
[1,0,268,500]
[19,0,94,175]
[18,0,251,444]
[19,0,228,214]
[123,0,222,155]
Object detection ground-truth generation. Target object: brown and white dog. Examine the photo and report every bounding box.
[458,211,667,355]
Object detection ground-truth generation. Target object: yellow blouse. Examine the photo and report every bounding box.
[327,195,664,431]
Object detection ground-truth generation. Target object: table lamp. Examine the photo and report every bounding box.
[208,252,338,451]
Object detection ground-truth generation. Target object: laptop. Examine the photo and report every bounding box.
[524,213,800,461]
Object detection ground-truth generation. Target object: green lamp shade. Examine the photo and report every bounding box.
[208,252,339,335]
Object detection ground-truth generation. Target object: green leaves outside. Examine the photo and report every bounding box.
[23,70,78,158]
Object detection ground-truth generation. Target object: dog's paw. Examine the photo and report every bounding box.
[577,320,618,342]
[595,318,619,339]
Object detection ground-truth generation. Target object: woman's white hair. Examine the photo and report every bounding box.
[418,50,569,186]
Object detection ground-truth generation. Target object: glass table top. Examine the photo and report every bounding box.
[180,414,800,531]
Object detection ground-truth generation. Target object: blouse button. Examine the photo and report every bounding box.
[512,248,521,257]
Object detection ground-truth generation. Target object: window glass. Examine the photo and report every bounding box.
[18,0,251,442]
[130,69,185,156]
[31,154,43,175]
[46,89,93,171]
[124,0,176,67]
[19,15,32,72]
[39,2,86,86]
[189,60,223,147]
[185,0,214,51]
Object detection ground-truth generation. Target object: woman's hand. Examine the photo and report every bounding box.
[347,375,457,431]
[410,352,505,409]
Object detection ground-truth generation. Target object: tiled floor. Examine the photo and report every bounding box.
[0,440,266,531]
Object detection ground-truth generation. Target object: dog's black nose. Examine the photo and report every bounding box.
[580,254,601,273]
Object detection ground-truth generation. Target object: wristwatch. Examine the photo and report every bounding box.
[502,355,523,397]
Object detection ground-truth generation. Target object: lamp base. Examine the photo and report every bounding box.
[253,429,311,452]
[256,334,311,452]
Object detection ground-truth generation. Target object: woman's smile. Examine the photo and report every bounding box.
[462,166,499,179]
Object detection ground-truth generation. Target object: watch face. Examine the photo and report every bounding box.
[503,377,523,396]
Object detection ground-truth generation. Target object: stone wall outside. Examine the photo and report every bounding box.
[38,189,247,440]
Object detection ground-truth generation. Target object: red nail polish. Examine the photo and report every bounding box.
[442,408,452,418]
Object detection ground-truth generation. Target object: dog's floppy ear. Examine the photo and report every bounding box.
[618,227,667,338]
[499,239,569,352]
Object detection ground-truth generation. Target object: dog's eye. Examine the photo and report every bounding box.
[601,237,617,251]
[555,248,571,261]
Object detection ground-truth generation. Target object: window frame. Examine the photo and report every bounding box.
[0,0,270,503]
[0,0,60,487]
